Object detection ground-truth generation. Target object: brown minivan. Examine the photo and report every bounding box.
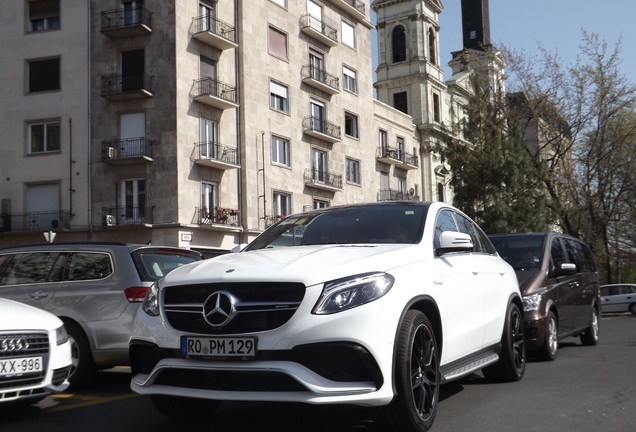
[489,233,601,360]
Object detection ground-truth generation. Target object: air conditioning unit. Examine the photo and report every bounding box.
[104,214,116,226]
[105,147,116,159]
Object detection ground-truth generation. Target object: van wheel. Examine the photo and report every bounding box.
[482,302,526,382]
[580,308,599,346]
[65,321,98,389]
[376,310,439,432]
[536,311,558,361]
[151,395,222,419]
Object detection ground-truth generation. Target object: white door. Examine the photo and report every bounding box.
[309,50,324,81]
[310,100,324,132]
[201,182,217,221]
[120,113,145,157]
[200,118,217,159]
[121,179,145,223]
[312,149,327,183]
[200,3,215,32]
[307,0,322,31]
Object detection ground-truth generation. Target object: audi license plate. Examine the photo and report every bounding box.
[181,336,256,358]
[0,356,43,377]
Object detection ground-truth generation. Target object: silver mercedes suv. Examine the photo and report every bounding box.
[0,242,202,388]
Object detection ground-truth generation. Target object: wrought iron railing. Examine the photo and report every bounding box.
[102,206,152,226]
[101,6,152,30]
[101,73,154,95]
[192,77,237,104]
[303,116,341,141]
[301,65,339,92]
[197,206,240,226]
[195,142,239,165]
[304,168,343,189]
[378,189,420,202]
[102,138,153,160]
[0,211,71,232]
[299,14,338,44]
[192,15,236,44]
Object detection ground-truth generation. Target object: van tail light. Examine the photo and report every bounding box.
[125,287,150,303]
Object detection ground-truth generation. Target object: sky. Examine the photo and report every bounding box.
[438,0,636,82]
[372,0,636,85]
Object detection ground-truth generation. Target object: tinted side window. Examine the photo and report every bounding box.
[434,210,458,248]
[550,238,567,272]
[67,252,113,281]
[0,252,61,285]
[564,238,593,272]
[455,213,483,253]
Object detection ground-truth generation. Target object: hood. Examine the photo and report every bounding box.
[163,244,419,287]
[0,298,63,331]
[514,268,544,295]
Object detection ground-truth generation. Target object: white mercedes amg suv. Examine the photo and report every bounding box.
[130,202,526,432]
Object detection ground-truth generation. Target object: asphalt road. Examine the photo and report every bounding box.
[1,314,634,432]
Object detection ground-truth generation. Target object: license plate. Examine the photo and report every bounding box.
[0,357,43,377]
[181,336,256,358]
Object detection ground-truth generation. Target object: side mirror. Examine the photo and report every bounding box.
[555,262,577,277]
[437,231,474,255]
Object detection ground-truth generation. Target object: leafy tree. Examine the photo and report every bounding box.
[438,76,550,233]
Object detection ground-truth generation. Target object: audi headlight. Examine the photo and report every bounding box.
[313,272,395,315]
[55,325,69,346]
[142,282,160,317]
[522,293,542,312]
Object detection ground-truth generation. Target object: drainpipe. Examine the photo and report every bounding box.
[234,0,243,244]
[68,118,75,221]
[87,1,93,237]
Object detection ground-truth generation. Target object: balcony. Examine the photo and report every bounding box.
[303,116,341,143]
[191,15,237,50]
[264,215,286,228]
[378,189,420,202]
[101,73,154,101]
[100,6,152,38]
[299,14,338,47]
[192,77,238,109]
[301,65,339,95]
[102,206,152,226]
[376,146,419,170]
[328,0,372,27]
[194,142,240,170]
[102,138,153,165]
[197,206,240,226]
[304,168,343,192]
[0,211,71,232]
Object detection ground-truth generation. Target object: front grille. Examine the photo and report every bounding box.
[0,332,50,390]
[163,282,306,334]
[154,368,307,392]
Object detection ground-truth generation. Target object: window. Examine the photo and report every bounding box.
[26,184,60,229]
[200,55,216,79]
[397,137,405,160]
[392,25,406,63]
[121,179,146,223]
[28,120,60,153]
[270,0,286,7]
[270,81,289,113]
[28,58,60,92]
[346,158,360,184]
[393,91,407,114]
[311,149,327,183]
[273,192,291,217]
[124,1,145,26]
[201,182,218,220]
[433,93,441,123]
[268,26,288,60]
[428,28,437,65]
[434,210,458,248]
[200,117,217,158]
[310,99,325,132]
[271,135,290,166]
[0,252,62,285]
[309,50,324,81]
[343,66,357,93]
[341,21,355,48]
[345,112,358,138]
[314,199,329,209]
[379,129,388,153]
[28,0,60,32]
[67,253,113,281]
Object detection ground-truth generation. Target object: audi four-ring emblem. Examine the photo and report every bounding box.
[202,291,236,327]
[0,338,30,352]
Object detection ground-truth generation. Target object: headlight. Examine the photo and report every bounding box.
[522,293,542,312]
[55,325,69,346]
[313,272,395,315]
[142,282,160,317]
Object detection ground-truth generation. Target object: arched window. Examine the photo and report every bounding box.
[392,25,406,63]
[428,28,436,65]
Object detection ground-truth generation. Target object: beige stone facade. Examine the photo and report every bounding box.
[1,0,446,254]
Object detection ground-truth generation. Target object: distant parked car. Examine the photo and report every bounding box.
[130,202,525,432]
[0,243,203,388]
[489,233,601,361]
[0,297,71,405]
[600,284,636,315]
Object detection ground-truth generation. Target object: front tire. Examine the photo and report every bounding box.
[629,303,636,315]
[151,395,222,419]
[535,311,558,361]
[65,321,98,389]
[580,308,599,346]
[377,310,439,432]
[483,302,526,382]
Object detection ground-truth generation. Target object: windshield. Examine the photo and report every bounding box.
[490,235,545,270]
[247,204,428,251]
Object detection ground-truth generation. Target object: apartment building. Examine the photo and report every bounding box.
[0,0,462,254]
